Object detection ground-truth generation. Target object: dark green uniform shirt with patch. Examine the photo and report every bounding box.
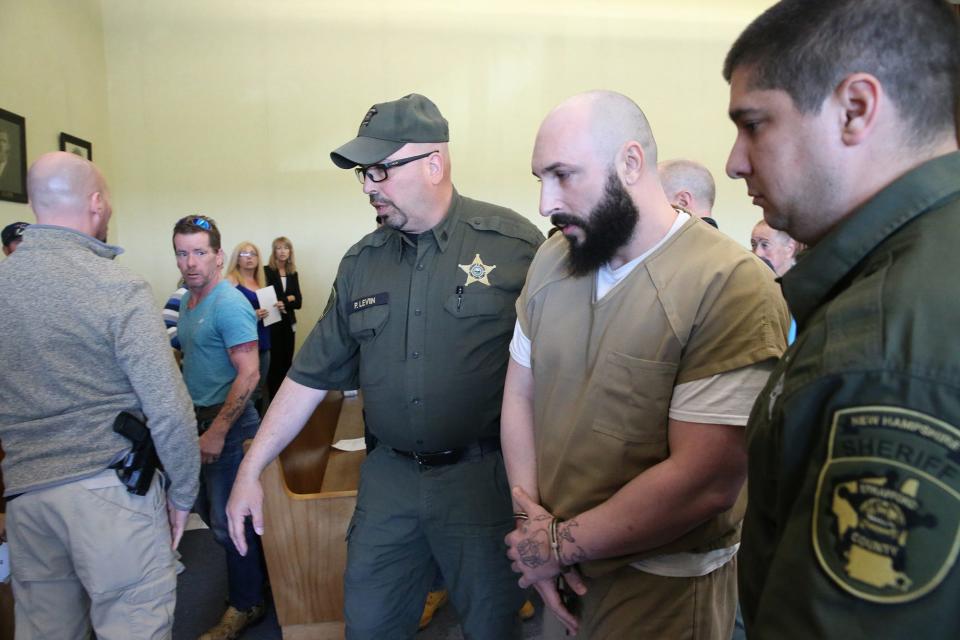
[289,190,543,452]
[742,152,960,639]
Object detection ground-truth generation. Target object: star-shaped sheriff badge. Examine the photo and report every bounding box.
[459,253,496,286]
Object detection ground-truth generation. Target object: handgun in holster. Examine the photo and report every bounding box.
[109,411,163,496]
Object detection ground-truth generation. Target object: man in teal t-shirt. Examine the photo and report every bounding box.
[179,280,256,407]
[172,215,267,640]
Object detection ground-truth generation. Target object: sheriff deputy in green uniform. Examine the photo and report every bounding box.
[724,0,960,637]
[226,93,543,639]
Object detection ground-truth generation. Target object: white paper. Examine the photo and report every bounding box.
[332,437,367,452]
[256,286,282,327]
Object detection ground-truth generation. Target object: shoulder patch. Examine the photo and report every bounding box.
[316,285,337,325]
[813,406,960,604]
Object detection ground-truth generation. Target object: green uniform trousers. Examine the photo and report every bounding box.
[343,445,523,639]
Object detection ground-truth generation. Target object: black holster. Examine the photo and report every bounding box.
[194,403,224,434]
[109,411,162,496]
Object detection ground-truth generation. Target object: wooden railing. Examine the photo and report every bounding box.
[254,391,366,640]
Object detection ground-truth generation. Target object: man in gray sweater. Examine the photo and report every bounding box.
[0,151,200,639]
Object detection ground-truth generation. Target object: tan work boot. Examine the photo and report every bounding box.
[418,589,449,630]
[198,603,266,640]
[519,599,535,621]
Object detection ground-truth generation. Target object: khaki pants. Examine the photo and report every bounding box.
[6,469,177,640]
[543,558,737,640]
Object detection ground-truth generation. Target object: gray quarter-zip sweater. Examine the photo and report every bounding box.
[0,225,199,510]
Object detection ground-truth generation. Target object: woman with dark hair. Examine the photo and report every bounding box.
[263,236,302,398]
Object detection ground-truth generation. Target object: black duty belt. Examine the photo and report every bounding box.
[392,437,501,467]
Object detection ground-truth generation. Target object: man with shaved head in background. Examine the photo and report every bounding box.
[0,152,199,639]
[501,91,788,638]
[659,158,720,228]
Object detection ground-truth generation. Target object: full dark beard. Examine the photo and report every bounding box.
[551,172,639,277]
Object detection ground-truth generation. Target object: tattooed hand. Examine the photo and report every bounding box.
[505,486,588,630]
[505,487,558,585]
[505,486,588,589]
[514,515,552,569]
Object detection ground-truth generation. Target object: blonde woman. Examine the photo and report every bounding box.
[226,241,273,414]
[263,236,302,398]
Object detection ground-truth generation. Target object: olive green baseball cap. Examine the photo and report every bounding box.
[330,94,449,169]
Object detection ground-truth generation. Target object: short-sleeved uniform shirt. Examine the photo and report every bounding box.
[742,152,960,639]
[289,190,543,452]
[179,280,258,407]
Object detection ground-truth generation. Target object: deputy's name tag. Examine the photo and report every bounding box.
[350,292,389,313]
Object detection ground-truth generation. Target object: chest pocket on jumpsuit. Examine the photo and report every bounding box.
[348,304,390,385]
[592,351,678,455]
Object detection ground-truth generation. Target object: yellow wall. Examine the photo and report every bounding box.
[7,1,776,346]
[0,0,110,231]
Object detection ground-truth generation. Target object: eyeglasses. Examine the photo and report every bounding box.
[239,251,257,257]
[354,150,438,184]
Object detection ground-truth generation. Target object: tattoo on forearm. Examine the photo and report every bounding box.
[558,518,578,544]
[217,389,252,426]
[558,519,587,565]
[563,546,587,565]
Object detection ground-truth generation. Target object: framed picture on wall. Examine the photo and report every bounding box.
[0,108,27,204]
[59,132,92,161]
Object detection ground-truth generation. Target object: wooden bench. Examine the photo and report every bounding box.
[256,391,366,640]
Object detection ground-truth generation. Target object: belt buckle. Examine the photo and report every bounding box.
[412,449,458,467]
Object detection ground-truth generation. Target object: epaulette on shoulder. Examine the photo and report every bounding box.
[343,227,391,258]
[463,204,544,247]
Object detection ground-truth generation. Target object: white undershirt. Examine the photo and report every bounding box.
[596,211,689,299]
[509,212,773,576]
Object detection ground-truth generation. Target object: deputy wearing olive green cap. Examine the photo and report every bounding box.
[725,1,960,638]
[227,93,542,639]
